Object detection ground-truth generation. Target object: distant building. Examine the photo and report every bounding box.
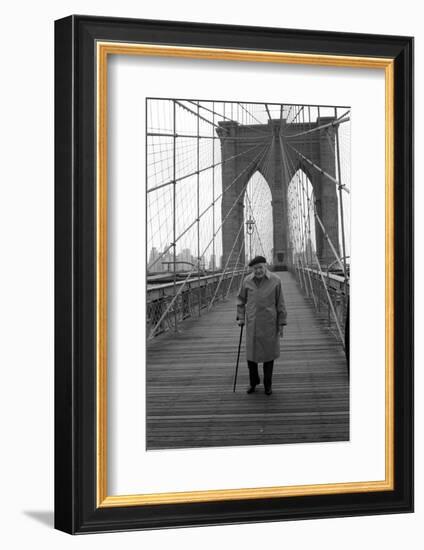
[178,248,192,264]
[175,248,193,271]
[148,246,161,273]
[209,254,217,271]
[190,256,199,268]
[160,247,173,272]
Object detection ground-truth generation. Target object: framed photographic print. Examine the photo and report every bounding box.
[54,15,414,534]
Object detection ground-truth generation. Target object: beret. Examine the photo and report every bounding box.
[248,255,267,267]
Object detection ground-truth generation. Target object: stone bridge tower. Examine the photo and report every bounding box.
[216,117,340,271]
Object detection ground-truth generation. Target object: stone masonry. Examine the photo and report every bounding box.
[216,117,340,270]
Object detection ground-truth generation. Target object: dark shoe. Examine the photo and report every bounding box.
[246,385,256,394]
[264,387,272,395]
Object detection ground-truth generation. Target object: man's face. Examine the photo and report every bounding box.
[252,263,266,278]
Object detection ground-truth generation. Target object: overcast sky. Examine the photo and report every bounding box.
[146,99,351,269]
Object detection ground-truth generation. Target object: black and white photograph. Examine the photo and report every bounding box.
[146,98,351,450]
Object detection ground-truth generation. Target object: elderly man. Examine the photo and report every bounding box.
[236,256,287,395]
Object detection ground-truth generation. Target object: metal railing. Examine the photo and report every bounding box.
[147,268,246,338]
[291,264,349,346]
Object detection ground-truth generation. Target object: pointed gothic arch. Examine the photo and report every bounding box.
[287,168,317,268]
[243,170,273,265]
[217,116,340,270]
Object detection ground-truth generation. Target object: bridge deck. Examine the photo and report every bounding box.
[146,272,349,450]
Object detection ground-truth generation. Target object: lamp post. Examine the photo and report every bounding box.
[245,217,255,264]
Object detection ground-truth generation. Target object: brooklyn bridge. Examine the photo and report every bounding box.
[146,99,350,450]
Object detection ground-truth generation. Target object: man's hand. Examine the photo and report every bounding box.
[237,319,245,326]
[278,326,284,338]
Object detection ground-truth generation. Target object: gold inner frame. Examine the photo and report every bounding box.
[96,42,395,508]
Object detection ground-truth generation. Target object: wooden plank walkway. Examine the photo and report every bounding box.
[146,272,349,450]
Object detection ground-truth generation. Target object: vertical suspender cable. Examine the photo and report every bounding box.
[334,106,349,338]
[172,100,178,331]
[212,101,215,274]
[197,100,201,316]
[335,107,348,284]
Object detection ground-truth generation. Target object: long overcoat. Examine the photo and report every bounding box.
[236,269,287,363]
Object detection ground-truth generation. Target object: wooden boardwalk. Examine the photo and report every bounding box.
[146,272,349,450]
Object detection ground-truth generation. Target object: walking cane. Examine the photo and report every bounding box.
[233,323,244,392]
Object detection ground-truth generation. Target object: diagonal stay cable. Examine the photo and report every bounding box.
[286,142,350,194]
[147,142,267,194]
[282,134,319,303]
[185,100,271,136]
[284,113,350,139]
[207,218,246,311]
[280,134,312,295]
[174,100,220,128]
[148,143,272,338]
[222,141,274,302]
[207,135,275,307]
[147,143,270,270]
[243,136,275,259]
[147,142,271,271]
[237,102,264,125]
[281,135,346,276]
[281,136,346,344]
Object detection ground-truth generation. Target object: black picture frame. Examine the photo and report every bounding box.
[54,14,414,534]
